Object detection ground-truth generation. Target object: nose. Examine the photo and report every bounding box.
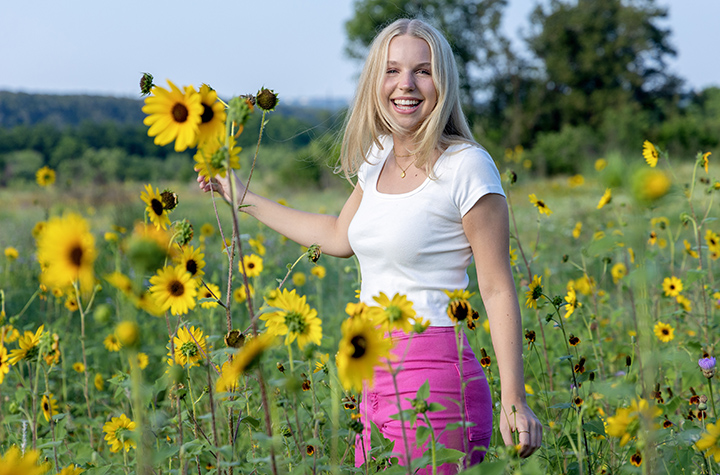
[399,71,416,91]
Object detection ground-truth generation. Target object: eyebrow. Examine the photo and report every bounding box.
[387,60,432,68]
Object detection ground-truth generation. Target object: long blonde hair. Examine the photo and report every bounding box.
[339,18,475,180]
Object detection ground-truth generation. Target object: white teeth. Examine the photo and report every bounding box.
[394,99,419,106]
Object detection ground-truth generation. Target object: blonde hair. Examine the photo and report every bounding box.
[339,18,475,180]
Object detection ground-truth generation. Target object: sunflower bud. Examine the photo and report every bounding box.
[505,169,517,185]
[174,219,194,246]
[256,87,279,111]
[115,321,139,347]
[140,72,155,96]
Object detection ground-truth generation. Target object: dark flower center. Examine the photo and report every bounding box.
[186,259,198,275]
[69,245,84,267]
[172,103,189,123]
[44,400,49,411]
[201,104,214,124]
[151,198,165,217]
[662,328,669,335]
[350,335,367,358]
[169,280,185,297]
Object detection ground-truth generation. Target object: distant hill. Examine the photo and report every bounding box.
[0,91,347,129]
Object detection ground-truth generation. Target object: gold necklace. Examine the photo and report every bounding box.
[395,156,415,178]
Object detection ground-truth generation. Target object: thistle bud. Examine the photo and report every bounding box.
[174,219,194,247]
[307,244,322,263]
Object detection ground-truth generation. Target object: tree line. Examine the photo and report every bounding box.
[346,0,719,173]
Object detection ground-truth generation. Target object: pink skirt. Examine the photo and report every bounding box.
[355,327,493,474]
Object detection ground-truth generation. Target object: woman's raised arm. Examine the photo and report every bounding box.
[197,170,362,258]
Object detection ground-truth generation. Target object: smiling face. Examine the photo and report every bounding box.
[382,35,438,135]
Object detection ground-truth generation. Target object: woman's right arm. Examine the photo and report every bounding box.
[197,170,362,258]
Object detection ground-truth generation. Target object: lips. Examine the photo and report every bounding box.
[392,98,422,112]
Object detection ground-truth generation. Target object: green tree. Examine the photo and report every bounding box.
[526,0,681,129]
[345,0,509,120]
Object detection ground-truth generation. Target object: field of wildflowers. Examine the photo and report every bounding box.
[0,77,719,475]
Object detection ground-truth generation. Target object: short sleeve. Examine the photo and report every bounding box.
[356,160,368,190]
[450,146,506,217]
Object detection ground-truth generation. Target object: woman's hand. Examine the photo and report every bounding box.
[195,169,246,205]
[499,400,542,458]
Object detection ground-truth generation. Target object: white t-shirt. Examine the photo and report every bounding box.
[347,136,506,327]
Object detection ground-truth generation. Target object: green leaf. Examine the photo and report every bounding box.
[582,419,606,436]
[417,380,430,400]
[550,402,573,409]
[415,425,431,446]
[427,402,446,412]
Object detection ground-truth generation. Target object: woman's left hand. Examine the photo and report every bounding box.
[499,401,542,458]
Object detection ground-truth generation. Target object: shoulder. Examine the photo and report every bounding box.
[437,142,501,178]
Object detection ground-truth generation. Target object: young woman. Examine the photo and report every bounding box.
[198,18,541,473]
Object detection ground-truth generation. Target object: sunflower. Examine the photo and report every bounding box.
[141,184,171,230]
[104,334,122,352]
[72,362,85,373]
[0,446,51,475]
[194,84,227,144]
[41,393,59,422]
[0,345,10,384]
[194,133,241,184]
[595,158,607,171]
[611,263,627,284]
[142,80,203,152]
[198,282,221,309]
[102,413,137,453]
[605,398,661,446]
[36,213,96,293]
[233,284,254,304]
[662,276,683,297]
[4,246,19,260]
[8,325,44,365]
[366,292,416,332]
[596,188,612,209]
[653,321,674,343]
[676,295,692,313]
[240,254,264,278]
[310,265,326,279]
[104,271,135,296]
[563,284,581,318]
[568,174,584,187]
[336,315,393,392]
[149,265,198,316]
[444,289,476,325]
[94,373,105,391]
[261,289,322,349]
[683,240,699,259]
[57,465,84,475]
[173,326,208,367]
[136,290,166,317]
[642,140,659,167]
[630,451,642,467]
[249,237,266,256]
[292,272,306,287]
[216,332,276,393]
[1,325,20,344]
[130,352,149,370]
[696,422,720,462]
[36,165,56,187]
[175,245,205,283]
[525,275,543,309]
[572,222,582,239]
[528,194,552,216]
[706,230,720,252]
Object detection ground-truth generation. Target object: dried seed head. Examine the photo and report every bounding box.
[256,87,279,111]
[140,72,155,96]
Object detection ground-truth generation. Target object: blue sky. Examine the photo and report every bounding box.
[1,0,717,102]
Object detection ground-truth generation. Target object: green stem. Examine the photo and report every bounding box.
[707,377,717,421]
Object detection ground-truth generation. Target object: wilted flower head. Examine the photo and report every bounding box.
[256,87,279,111]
